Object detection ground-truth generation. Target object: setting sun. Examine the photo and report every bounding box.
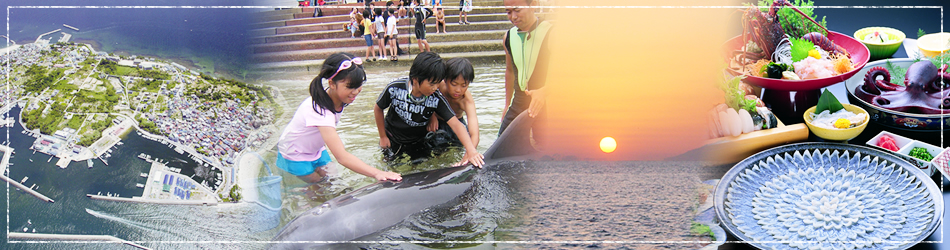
[600,137,617,153]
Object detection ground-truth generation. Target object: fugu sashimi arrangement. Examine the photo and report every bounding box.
[729,0,855,80]
[721,145,939,250]
[707,76,779,139]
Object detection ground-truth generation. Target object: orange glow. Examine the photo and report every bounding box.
[534,0,740,161]
[600,137,617,153]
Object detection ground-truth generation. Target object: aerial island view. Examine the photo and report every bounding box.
[0,5,302,248]
[3,29,278,202]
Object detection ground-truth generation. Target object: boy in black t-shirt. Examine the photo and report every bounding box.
[374,52,484,168]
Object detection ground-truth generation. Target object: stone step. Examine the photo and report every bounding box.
[248,0,498,17]
[251,14,352,30]
[251,7,303,18]
[297,2,504,19]
[252,39,503,63]
[256,12,507,31]
[252,20,511,44]
[252,29,505,53]
[249,18,411,39]
[250,0,505,27]
[254,12,300,23]
[268,13,508,35]
[250,50,505,72]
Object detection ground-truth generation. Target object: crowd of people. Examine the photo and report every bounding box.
[334,0,469,61]
[278,0,551,187]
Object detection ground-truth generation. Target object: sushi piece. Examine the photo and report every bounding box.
[724,108,742,137]
[708,109,722,139]
[738,109,754,134]
[755,107,779,130]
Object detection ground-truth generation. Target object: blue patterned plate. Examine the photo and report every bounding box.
[714,143,942,250]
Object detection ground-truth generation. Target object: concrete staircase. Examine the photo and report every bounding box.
[249,0,512,71]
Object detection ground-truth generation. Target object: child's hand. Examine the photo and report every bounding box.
[525,87,547,118]
[427,120,438,132]
[379,137,391,148]
[374,171,402,182]
[453,150,485,168]
[427,113,439,132]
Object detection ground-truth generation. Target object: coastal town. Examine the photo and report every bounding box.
[1,28,279,204]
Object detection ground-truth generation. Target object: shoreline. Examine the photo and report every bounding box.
[71,37,246,80]
[236,124,282,203]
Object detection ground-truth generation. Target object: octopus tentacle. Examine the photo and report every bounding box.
[858,62,950,114]
[862,67,890,94]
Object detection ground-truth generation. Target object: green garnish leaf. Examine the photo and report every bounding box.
[718,75,758,113]
[790,37,815,62]
[926,51,950,69]
[884,60,907,86]
[816,89,844,114]
[917,28,926,39]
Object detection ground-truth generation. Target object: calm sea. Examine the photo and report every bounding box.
[4,1,255,79]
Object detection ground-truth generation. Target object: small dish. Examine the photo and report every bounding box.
[865,130,913,153]
[897,140,942,177]
[930,148,950,180]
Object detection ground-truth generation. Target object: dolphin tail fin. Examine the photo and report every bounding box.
[484,112,538,161]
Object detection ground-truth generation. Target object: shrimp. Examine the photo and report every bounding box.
[793,57,836,79]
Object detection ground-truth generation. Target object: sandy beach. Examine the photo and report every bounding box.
[236,123,282,203]
[0,45,22,56]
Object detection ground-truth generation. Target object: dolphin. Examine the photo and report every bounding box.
[269,112,539,248]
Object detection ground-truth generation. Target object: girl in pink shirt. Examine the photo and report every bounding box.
[276,52,401,183]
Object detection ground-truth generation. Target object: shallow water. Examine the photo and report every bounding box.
[291,160,713,249]
[252,63,506,227]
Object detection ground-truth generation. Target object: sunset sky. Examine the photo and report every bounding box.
[536,0,740,161]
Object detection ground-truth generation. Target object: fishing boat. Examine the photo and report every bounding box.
[20,176,27,183]
[140,173,148,178]
[136,183,144,188]
[87,159,93,168]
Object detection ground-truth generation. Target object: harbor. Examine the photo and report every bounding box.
[22,115,134,168]
[119,156,219,205]
[1,7,279,245]
[35,29,61,43]
[1,145,54,203]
